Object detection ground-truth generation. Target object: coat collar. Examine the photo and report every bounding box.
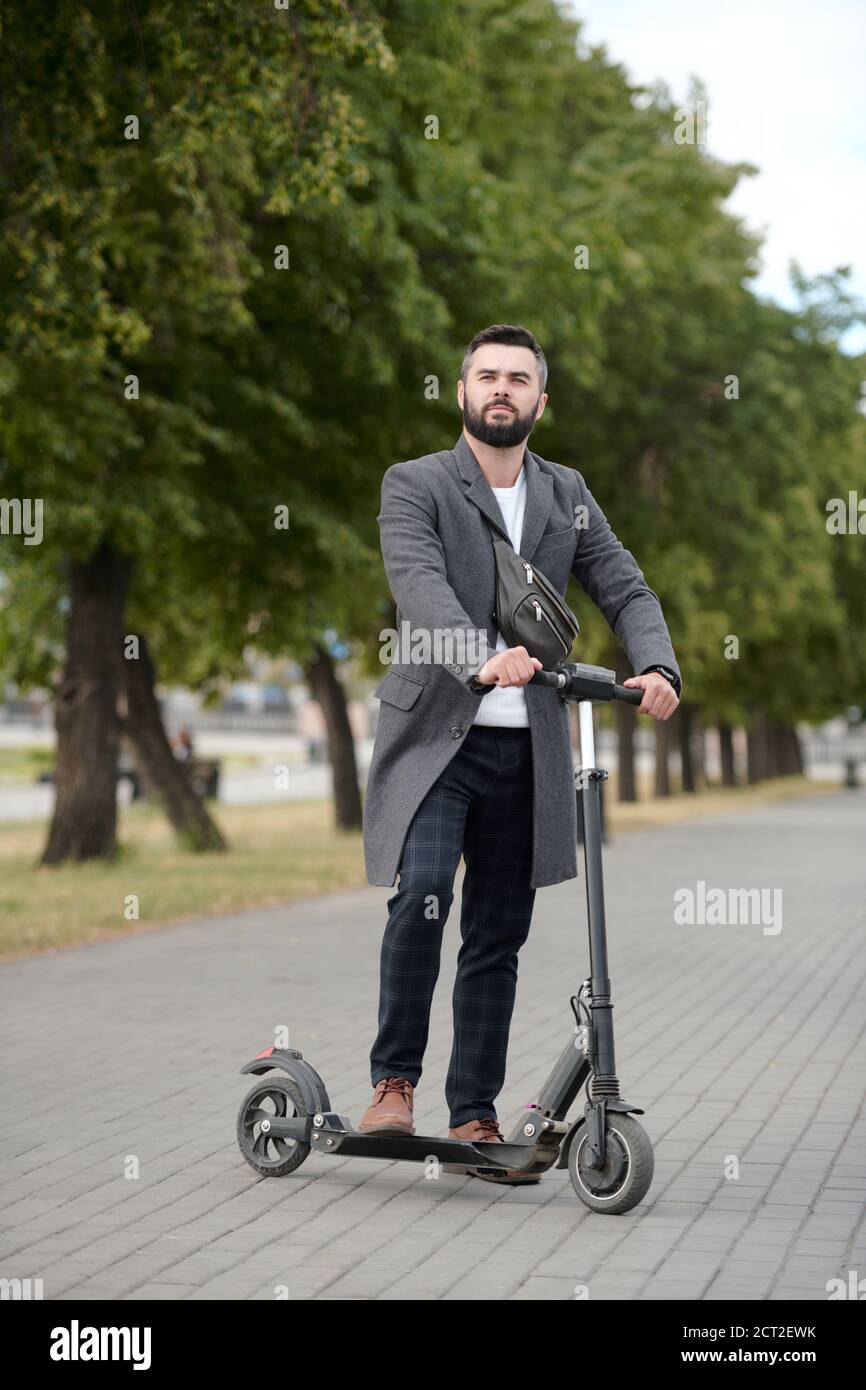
[449,430,553,561]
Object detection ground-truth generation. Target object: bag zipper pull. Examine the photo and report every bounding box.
[532,599,542,620]
[524,562,534,584]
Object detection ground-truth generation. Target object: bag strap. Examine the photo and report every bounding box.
[483,512,513,548]
[446,449,520,549]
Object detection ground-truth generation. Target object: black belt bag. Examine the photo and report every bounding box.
[486,516,580,667]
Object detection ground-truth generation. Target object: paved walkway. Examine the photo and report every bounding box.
[1,789,864,1301]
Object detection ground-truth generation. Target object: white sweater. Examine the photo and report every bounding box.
[471,467,530,728]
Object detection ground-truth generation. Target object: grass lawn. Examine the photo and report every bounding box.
[0,745,266,782]
[0,745,56,783]
[0,799,364,960]
[0,774,835,961]
[605,770,834,828]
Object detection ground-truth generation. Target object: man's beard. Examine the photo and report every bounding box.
[462,395,540,448]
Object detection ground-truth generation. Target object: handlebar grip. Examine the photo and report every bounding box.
[614,683,644,705]
[528,670,563,688]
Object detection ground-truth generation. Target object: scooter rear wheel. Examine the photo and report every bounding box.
[237,1075,311,1178]
[568,1114,653,1214]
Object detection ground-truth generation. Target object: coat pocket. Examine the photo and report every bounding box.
[536,524,577,551]
[373,669,425,710]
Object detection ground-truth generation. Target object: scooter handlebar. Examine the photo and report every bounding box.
[529,665,645,706]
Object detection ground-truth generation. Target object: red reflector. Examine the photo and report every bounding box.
[255,1047,275,1059]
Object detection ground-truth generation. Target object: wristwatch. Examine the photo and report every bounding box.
[641,664,682,697]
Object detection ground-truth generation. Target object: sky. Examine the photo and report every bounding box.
[567,0,866,352]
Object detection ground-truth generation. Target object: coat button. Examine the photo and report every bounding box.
[450,726,463,738]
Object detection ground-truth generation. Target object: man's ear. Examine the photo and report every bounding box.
[456,379,464,407]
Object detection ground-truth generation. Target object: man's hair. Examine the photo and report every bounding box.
[460,324,548,393]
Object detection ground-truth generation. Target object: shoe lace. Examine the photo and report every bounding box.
[378,1077,412,1099]
[475,1116,504,1141]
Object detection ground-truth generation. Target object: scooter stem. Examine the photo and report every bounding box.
[578,700,596,770]
[578,700,617,1091]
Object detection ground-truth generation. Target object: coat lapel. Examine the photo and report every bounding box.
[450,431,553,562]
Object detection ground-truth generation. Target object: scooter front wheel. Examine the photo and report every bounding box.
[237,1075,311,1178]
[568,1114,653,1214]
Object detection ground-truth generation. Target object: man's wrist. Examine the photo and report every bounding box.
[640,664,681,697]
[442,657,492,697]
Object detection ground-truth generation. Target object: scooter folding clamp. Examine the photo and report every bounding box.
[574,767,608,788]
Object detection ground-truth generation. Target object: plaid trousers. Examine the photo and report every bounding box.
[369,723,536,1128]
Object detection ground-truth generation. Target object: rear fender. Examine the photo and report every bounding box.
[240,1046,331,1115]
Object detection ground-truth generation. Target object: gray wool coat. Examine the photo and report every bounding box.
[362,431,681,890]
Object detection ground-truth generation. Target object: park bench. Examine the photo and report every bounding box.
[38,758,221,800]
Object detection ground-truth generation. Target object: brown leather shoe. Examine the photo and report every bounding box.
[356,1077,415,1136]
[446,1116,542,1184]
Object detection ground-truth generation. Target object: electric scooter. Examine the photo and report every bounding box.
[236,662,654,1213]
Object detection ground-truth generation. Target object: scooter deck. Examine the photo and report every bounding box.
[298,1116,559,1175]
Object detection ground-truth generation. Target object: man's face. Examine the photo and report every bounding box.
[458,344,547,448]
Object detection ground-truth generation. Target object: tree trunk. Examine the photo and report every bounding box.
[718,723,736,787]
[614,651,637,801]
[768,720,795,777]
[746,727,760,782]
[693,712,706,789]
[654,718,671,797]
[303,639,362,830]
[678,701,696,793]
[123,632,227,851]
[747,710,769,783]
[775,722,803,775]
[42,540,132,864]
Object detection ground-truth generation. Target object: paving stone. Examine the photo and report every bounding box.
[1,789,863,1301]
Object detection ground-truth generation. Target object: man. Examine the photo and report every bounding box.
[359,324,681,1181]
